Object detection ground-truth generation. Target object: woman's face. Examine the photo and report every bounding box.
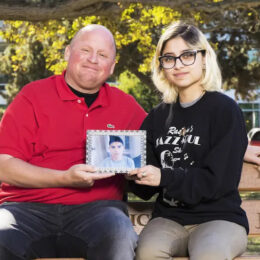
[161,36,204,91]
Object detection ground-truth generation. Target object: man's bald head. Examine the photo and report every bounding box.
[70,24,116,58]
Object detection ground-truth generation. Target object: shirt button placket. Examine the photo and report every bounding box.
[85,111,89,133]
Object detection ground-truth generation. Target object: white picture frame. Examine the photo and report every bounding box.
[86,130,146,174]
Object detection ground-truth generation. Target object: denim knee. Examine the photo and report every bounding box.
[87,207,138,260]
[98,207,136,239]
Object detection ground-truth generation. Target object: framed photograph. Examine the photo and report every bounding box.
[86,130,146,173]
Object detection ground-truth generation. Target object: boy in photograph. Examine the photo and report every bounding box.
[99,136,135,169]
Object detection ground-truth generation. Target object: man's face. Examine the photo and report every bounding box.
[64,28,116,94]
[109,142,124,161]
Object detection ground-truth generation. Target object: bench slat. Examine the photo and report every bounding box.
[241,200,260,236]
[174,257,260,260]
[34,256,260,260]
[239,163,260,191]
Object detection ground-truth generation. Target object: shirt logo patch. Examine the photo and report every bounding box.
[107,124,115,129]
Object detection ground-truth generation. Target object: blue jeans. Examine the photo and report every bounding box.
[0,200,138,260]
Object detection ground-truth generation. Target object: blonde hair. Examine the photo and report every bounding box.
[152,21,222,103]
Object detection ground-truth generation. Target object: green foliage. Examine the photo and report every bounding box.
[0,3,259,109]
[247,237,260,254]
[117,71,160,112]
[240,192,260,200]
[118,4,181,74]
[0,107,5,119]
[0,4,181,107]
[0,21,54,103]
[198,7,260,99]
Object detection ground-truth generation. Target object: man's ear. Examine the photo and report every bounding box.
[64,45,71,61]
[110,61,116,75]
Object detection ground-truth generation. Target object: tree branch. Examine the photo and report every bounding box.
[0,0,259,21]
[0,1,121,21]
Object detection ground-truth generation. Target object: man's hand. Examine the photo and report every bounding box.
[64,164,115,187]
[127,165,161,186]
[244,145,260,166]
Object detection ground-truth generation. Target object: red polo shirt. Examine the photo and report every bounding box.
[0,72,147,204]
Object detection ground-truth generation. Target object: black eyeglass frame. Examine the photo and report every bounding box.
[159,49,206,69]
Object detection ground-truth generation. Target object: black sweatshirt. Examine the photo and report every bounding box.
[130,91,249,233]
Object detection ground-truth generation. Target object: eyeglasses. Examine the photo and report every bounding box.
[159,50,205,69]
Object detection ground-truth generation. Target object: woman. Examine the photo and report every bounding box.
[128,21,248,260]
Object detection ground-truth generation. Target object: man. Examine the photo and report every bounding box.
[0,25,146,260]
[99,136,135,169]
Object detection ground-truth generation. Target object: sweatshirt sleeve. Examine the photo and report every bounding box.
[128,110,160,200]
[160,98,248,206]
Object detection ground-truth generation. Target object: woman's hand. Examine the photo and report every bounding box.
[127,165,161,186]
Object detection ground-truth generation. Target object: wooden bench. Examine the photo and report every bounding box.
[35,162,260,260]
[149,257,260,260]
[34,258,260,260]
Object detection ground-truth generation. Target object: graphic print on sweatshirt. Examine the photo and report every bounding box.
[156,125,201,207]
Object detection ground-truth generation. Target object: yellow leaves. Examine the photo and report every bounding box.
[114,31,124,49]
[121,3,137,21]
[117,4,183,73]
[27,25,36,37]
[57,25,66,35]
[141,6,181,26]
[10,21,24,28]
[120,4,151,47]
[11,55,18,62]
[71,18,82,32]
[210,41,219,51]
[1,20,67,76]
[70,16,99,40]
[193,12,203,23]
[1,4,202,82]
[139,47,156,74]
[49,61,67,75]
[11,64,19,72]
[8,47,27,73]
[121,4,181,28]
[51,40,65,49]
[82,16,99,26]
